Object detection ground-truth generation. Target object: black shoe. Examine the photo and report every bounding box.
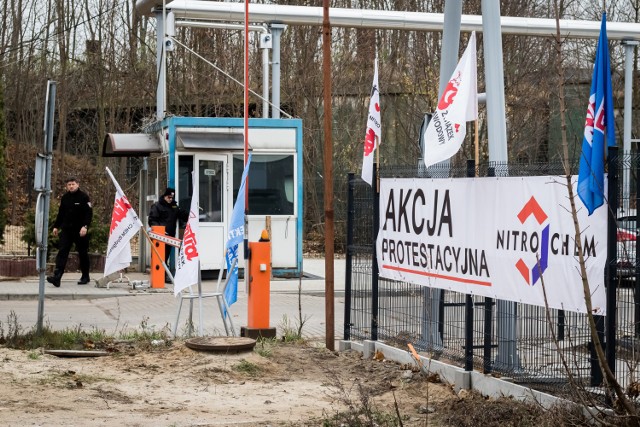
[47,276,61,287]
[77,277,91,285]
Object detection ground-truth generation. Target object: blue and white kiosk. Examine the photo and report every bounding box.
[105,117,303,277]
[167,117,302,276]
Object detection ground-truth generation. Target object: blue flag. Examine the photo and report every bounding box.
[223,154,252,313]
[577,13,615,215]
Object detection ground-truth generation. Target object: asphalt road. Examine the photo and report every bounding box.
[0,258,346,341]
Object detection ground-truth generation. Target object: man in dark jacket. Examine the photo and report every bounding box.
[148,188,188,274]
[47,177,93,287]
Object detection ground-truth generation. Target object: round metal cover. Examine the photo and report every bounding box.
[185,336,256,352]
[44,349,110,358]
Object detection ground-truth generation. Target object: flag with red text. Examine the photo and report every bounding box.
[104,167,143,277]
[361,58,381,186]
[174,172,200,296]
[423,32,477,168]
[577,13,615,215]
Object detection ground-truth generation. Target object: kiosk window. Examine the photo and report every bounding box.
[199,159,224,222]
[177,155,193,211]
[233,155,294,215]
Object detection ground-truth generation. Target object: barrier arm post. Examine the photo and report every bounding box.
[241,230,277,339]
[144,226,181,288]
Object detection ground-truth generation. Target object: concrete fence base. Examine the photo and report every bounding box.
[0,253,106,277]
[0,258,36,277]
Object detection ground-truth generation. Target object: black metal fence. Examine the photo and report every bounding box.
[345,150,640,401]
[1,162,142,257]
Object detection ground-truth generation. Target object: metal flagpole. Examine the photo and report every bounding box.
[375,54,380,194]
[375,136,380,194]
[197,259,204,336]
[243,0,250,313]
[475,119,480,176]
[322,0,335,351]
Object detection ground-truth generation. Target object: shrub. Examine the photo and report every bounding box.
[21,205,109,254]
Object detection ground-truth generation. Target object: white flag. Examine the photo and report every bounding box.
[104,167,143,277]
[361,58,381,186]
[173,172,199,296]
[423,32,478,168]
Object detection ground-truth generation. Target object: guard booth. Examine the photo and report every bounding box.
[105,116,303,277]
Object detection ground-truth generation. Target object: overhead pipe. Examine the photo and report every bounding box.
[175,20,268,33]
[150,0,640,40]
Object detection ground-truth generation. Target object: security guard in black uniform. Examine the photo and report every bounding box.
[47,177,93,287]
[148,187,188,277]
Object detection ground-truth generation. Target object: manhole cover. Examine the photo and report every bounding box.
[44,350,110,358]
[185,336,256,352]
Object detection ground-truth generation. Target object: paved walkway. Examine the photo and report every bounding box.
[0,258,346,341]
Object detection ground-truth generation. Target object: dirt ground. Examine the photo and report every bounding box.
[0,340,457,427]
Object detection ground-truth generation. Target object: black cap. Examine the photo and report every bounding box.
[162,188,175,197]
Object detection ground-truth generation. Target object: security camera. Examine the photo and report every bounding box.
[165,38,175,52]
[259,33,272,49]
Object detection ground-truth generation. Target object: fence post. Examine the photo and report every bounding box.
[492,164,522,372]
[371,165,379,341]
[635,153,640,338]
[483,166,496,373]
[344,173,355,341]
[605,146,618,378]
[465,159,475,371]
[557,310,565,341]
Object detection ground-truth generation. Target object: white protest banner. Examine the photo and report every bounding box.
[173,172,200,296]
[361,58,381,186]
[104,167,143,277]
[423,32,477,168]
[376,176,607,315]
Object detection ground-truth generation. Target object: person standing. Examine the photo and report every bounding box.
[148,187,188,276]
[47,177,93,287]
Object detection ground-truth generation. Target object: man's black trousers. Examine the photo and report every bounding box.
[54,229,90,277]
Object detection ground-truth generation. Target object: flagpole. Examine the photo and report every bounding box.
[375,136,380,193]
[243,0,250,308]
[197,259,204,336]
[375,53,380,194]
[474,119,479,176]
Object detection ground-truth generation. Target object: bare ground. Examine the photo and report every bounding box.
[0,340,456,426]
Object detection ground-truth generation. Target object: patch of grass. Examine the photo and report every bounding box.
[434,391,591,427]
[28,351,40,360]
[0,311,22,346]
[254,337,277,358]
[1,320,107,351]
[117,316,170,344]
[321,410,403,427]
[318,372,405,427]
[233,359,261,376]
[279,314,305,343]
[0,312,170,351]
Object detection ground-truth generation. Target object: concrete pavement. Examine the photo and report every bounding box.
[0,257,346,340]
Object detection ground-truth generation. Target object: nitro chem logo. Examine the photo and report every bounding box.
[514,197,549,286]
[496,195,598,287]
